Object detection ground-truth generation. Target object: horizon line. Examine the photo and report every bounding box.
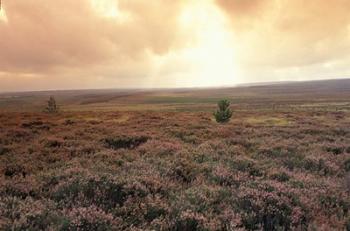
[1,77,350,94]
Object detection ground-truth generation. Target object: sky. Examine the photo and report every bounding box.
[0,0,350,91]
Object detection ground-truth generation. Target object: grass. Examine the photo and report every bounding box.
[244,116,292,126]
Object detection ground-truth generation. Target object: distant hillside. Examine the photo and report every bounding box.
[0,78,349,112]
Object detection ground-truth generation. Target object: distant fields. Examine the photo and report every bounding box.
[1,79,350,112]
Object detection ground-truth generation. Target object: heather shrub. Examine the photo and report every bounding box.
[64,119,75,125]
[229,158,264,177]
[235,186,308,230]
[211,166,240,187]
[345,159,350,172]
[346,217,350,231]
[118,194,169,226]
[283,157,305,171]
[1,181,37,199]
[103,135,149,150]
[319,194,350,217]
[288,179,306,189]
[139,140,181,157]
[171,130,198,144]
[62,206,120,231]
[302,158,334,176]
[325,146,344,155]
[22,210,66,231]
[52,177,128,210]
[192,142,220,164]
[0,145,9,156]
[6,128,32,142]
[0,197,62,231]
[171,161,198,183]
[178,187,216,213]
[192,152,215,164]
[270,172,290,182]
[214,100,233,123]
[0,110,349,229]
[4,164,25,178]
[259,147,284,158]
[171,216,205,231]
[144,205,167,222]
[21,120,48,130]
[44,138,63,148]
[169,186,233,230]
[171,210,207,231]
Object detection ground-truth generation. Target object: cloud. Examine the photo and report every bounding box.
[0,0,350,91]
[0,0,187,90]
[216,0,350,68]
[215,0,269,29]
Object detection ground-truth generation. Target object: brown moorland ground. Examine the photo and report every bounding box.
[0,79,350,230]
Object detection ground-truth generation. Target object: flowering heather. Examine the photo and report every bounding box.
[0,109,349,230]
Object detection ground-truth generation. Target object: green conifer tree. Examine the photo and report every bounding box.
[214,99,232,123]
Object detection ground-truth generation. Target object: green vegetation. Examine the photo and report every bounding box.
[45,96,59,113]
[214,99,233,123]
[0,81,349,230]
[0,108,349,230]
[104,136,149,150]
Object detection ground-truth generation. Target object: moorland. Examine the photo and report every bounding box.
[0,79,350,230]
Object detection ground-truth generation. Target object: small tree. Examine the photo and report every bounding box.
[214,99,232,123]
[45,96,59,113]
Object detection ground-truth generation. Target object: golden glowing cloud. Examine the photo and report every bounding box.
[151,0,238,87]
[90,0,132,22]
[0,7,7,23]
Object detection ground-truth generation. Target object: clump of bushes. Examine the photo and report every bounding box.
[52,178,128,210]
[344,159,350,172]
[0,197,56,230]
[325,146,344,155]
[214,100,233,123]
[346,146,350,154]
[0,145,9,156]
[171,130,198,144]
[270,172,290,182]
[172,161,198,183]
[346,217,350,231]
[235,186,309,230]
[138,140,181,156]
[4,164,25,178]
[21,120,43,128]
[45,138,63,148]
[103,135,149,150]
[171,211,206,231]
[229,158,264,177]
[62,206,120,230]
[319,194,350,217]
